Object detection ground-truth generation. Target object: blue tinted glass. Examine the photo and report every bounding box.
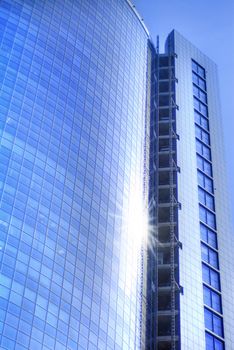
[200,223,217,249]
[203,286,222,313]
[202,264,220,291]
[0,1,150,349]
[205,308,224,337]
[206,332,213,350]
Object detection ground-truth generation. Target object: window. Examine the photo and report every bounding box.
[194,110,209,130]
[193,84,207,103]
[199,205,216,229]
[206,332,224,350]
[192,60,206,78]
[196,139,211,160]
[198,188,215,211]
[204,308,224,337]
[201,243,219,269]
[194,97,208,116]
[197,155,212,177]
[202,264,220,290]
[203,285,222,313]
[200,223,217,249]
[192,72,206,90]
[197,171,213,193]
[195,125,210,145]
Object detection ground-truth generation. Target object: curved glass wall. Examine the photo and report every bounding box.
[0,1,150,349]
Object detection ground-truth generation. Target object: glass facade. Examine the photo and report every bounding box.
[192,59,225,349]
[0,1,150,349]
[164,30,234,350]
[0,3,233,350]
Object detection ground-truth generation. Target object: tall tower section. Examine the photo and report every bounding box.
[0,1,152,349]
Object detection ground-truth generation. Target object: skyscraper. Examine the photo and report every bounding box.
[146,30,234,350]
[0,1,150,349]
[0,1,233,350]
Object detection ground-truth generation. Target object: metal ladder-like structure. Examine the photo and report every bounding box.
[150,38,182,350]
[168,50,177,350]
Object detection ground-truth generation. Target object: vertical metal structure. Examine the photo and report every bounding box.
[156,45,181,349]
[168,50,177,350]
[145,38,159,350]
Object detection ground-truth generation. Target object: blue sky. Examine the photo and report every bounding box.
[134,0,234,220]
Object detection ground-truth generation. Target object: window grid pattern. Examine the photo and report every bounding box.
[192,60,225,349]
[0,1,149,349]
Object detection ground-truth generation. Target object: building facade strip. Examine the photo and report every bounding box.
[0,1,151,349]
[192,58,225,348]
[165,30,234,350]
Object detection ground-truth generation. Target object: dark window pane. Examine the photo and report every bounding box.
[201,242,219,269]
[203,285,222,313]
[210,269,220,290]
[200,223,217,249]
[205,308,213,330]
[212,291,222,313]
[205,332,224,350]
[214,338,224,350]
[202,263,220,291]
[206,332,213,350]
[204,308,224,337]
[213,314,223,337]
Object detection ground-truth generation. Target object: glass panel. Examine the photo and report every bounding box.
[200,223,208,242]
[210,269,220,290]
[194,97,200,110]
[200,223,217,249]
[199,77,206,91]
[201,243,218,268]
[194,110,209,130]
[203,144,211,160]
[205,308,224,337]
[202,264,210,284]
[202,129,210,145]
[205,308,213,330]
[205,332,213,350]
[213,314,223,337]
[199,187,206,204]
[204,285,212,307]
[196,124,210,145]
[204,176,213,193]
[205,332,224,350]
[193,85,199,98]
[201,115,209,129]
[196,125,202,139]
[197,155,204,170]
[197,171,213,193]
[192,60,198,73]
[192,72,199,85]
[199,89,207,103]
[198,171,204,187]
[207,210,216,229]
[196,139,203,155]
[198,188,214,210]
[206,193,215,211]
[209,249,219,269]
[203,160,212,177]
[204,285,222,313]
[214,338,224,350]
[198,65,206,79]
[202,264,220,290]
[212,291,222,313]
[199,205,207,223]
[196,140,211,160]
[201,243,209,263]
